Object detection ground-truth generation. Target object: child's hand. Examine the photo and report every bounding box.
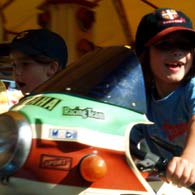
[165,156,195,187]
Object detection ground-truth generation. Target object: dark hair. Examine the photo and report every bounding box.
[11,48,62,69]
[139,49,152,97]
[29,54,62,68]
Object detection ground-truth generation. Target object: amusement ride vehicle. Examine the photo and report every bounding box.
[0,45,193,195]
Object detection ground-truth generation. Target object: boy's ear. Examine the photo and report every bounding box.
[47,61,59,77]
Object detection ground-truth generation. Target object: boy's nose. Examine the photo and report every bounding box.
[170,49,185,58]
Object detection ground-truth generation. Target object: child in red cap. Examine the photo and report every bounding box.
[135,8,195,188]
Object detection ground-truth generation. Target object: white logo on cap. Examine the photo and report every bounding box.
[160,9,186,25]
[161,9,178,20]
[15,31,29,40]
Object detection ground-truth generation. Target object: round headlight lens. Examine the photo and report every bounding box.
[0,111,32,176]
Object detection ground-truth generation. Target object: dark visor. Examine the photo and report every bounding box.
[33,46,147,113]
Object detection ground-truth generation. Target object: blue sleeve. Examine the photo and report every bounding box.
[185,78,195,115]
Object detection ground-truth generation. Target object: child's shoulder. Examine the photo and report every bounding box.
[183,77,195,92]
[188,77,195,85]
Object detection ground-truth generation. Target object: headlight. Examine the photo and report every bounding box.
[0,111,32,177]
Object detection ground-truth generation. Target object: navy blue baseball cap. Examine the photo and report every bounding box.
[135,8,195,56]
[0,29,68,68]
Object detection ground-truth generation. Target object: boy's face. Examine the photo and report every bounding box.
[10,51,53,95]
[149,31,194,86]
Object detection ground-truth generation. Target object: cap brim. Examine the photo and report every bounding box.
[145,26,195,46]
[11,42,41,56]
[0,43,11,56]
[0,42,41,57]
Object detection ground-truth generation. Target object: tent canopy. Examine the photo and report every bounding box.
[0,0,195,43]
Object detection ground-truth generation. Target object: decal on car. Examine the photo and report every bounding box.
[40,154,72,171]
[21,96,62,111]
[62,106,105,119]
[49,128,78,140]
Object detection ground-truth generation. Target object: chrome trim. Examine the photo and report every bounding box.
[0,111,32,176]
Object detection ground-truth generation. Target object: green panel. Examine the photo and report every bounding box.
[11,93,147,136]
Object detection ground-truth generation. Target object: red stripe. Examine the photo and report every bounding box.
[14,139,148,191]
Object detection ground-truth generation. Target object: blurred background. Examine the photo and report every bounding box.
[0,0,193,104]
[0,0,194,64]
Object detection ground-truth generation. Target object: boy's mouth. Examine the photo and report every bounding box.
[165,62,184,69]
[16,81,26,89]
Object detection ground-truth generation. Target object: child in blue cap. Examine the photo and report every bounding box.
[0,29,68,95]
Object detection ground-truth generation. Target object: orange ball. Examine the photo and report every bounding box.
[80,154,107,182]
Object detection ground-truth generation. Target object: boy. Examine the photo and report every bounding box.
[0,28,68,95]
[135,8,195,188]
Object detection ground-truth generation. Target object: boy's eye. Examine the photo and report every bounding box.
[21,61,31,65]
[153,41,170,50]
[12,60,34,67]
[153,40,194,51]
